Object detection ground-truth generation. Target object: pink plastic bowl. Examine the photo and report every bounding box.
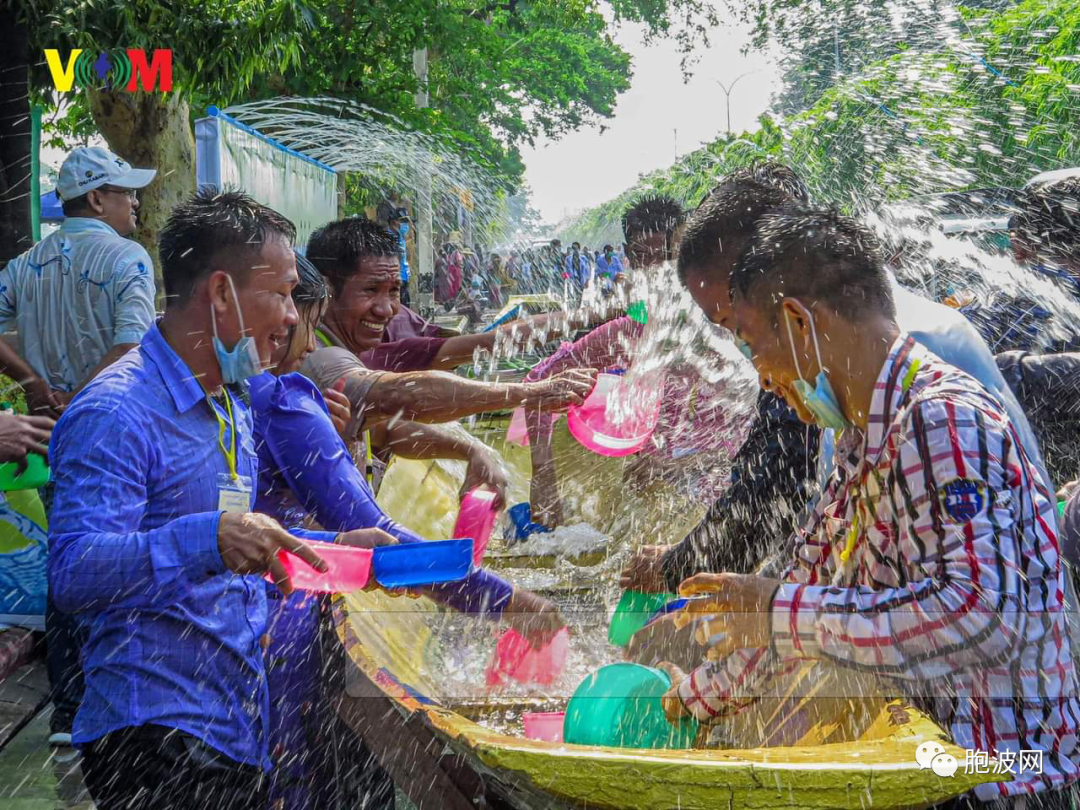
[453,488,499,566]
[486,626,570,687]
[523,711,566,743]
[268,540,373,593]
[566,373,662,457]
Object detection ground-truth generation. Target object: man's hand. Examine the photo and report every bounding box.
[624,611,699,669]
[619,545,669,593]
[672,573,778,658]
[521,369,597,412]
[658,662,692,723]
[217,512,327,595]
[460,446,508,508]
[22,377,64,419]
[503,587,566,647]
[323,378,352,439]
[0,414,54,466]
[337,527,397,549]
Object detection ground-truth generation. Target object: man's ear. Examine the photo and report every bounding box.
[781,297,812,339]
[206,270,233,316]
[85,188,108,216]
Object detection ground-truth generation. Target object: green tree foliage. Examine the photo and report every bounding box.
[560,0,1080,241]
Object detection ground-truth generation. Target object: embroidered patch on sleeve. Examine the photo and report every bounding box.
[938,478,987,523]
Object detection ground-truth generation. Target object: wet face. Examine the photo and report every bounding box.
[327,255,402,351]
[731,294,819,425]
[88,185,140,236]
[210,238,299,369]
[684,264,735,331]
[273,298,328,375]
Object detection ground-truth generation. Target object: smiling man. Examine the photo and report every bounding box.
[47,189,354,810]
[663,207,1080,809]
[300,217,596,434]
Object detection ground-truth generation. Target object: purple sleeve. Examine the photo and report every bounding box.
[360,337,448,372]
[525,316,643,441]
[253,373,512,615]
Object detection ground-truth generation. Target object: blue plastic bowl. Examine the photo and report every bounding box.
[372,538,474,588]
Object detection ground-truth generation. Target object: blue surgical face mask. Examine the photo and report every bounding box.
[211,274,263,384]
[733,333,753,360]
[399,222,410,237]
[785,309,851,431]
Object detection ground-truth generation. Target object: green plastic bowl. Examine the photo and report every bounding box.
[563,663,698,749]
[608,589,677,647]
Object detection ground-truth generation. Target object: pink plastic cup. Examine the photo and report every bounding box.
[486,626,570,687]
[267,540,373,593]
[453,488,499,566]
[566,372,663,457]
[523,711,566,743]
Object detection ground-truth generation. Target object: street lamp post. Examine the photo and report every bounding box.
[714,71,758,134]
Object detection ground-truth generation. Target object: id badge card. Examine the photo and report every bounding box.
[217,473,253,514]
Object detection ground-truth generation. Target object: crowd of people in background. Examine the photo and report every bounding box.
[433,233,630,322]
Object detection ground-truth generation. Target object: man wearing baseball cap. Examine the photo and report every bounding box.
[0,145,157,747]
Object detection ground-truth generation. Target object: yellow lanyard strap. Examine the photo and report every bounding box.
[840,359,922,562]
[208,389,239,481]
[364,430,375,487]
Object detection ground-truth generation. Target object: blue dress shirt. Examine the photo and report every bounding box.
[48,325,333,769]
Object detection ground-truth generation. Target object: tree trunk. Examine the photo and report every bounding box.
[88,89,195,301]
[0,5,31,263]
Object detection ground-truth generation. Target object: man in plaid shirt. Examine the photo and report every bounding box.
[663,207,1080,807]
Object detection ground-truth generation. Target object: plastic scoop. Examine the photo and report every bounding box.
[269,539,373,593]
[523,711,566,743]
[507,502,553,543]
[0,402,49,491]
[372,538,473,589]
[608,589,679,647]
[563,663,698,749]
[566,372,663,458]
[486,626,570,687]
[454,488,499,566]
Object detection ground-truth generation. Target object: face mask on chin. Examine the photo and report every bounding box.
[211,274,263,384]
[784,307,851,431]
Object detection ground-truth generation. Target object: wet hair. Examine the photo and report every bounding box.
[159,187,296,304]
[677,162,810,287]
[306,216,399,295]
[1010,175,1080,268]
[732,206,896,322]
[621,195,686,243]
[293,250,330,313]
[603,244,614,252]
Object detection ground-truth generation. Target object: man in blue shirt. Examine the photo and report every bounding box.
[564,241,591,288]
[47,188,383,810]
[387,206,412,308]
[594,244,624,294]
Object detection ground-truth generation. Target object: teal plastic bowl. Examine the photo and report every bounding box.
[608,589,678,647]
[563,663,698,749]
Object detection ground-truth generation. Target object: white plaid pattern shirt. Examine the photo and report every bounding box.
[678,335,1080,800]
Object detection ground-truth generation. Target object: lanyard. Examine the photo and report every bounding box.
[207,388,239,481]
[364,430,375,488]
[838,358,922,565]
